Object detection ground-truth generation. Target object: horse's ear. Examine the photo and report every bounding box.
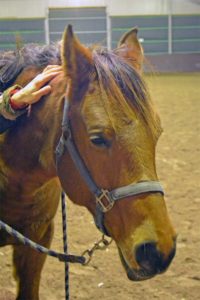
[117,28,143,72]
[62,25,93,101]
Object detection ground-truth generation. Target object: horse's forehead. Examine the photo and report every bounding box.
[82,86,110,129]
[82,81,138,133]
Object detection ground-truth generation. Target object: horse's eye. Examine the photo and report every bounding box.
[90,135,109,148]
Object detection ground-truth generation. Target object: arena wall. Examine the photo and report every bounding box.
[0,0,199,72]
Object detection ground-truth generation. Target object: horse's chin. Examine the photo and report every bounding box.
[118,248,156,282]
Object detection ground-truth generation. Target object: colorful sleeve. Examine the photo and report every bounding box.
[0,85,27,120]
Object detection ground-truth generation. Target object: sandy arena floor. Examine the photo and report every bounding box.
[0,73,200,300]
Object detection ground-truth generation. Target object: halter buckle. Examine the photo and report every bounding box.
[96,189,114,213]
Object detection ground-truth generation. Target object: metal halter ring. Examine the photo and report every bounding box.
[95,189,114,213]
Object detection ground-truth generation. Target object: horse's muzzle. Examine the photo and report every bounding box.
[118,241,176,281]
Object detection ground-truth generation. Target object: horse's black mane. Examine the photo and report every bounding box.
[0,43,61,92]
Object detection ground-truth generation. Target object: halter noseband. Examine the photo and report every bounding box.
[56,99,164,236]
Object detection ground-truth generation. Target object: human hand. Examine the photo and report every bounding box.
[10,65,62,109]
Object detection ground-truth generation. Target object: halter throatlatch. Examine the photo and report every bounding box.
[56,99,164,236]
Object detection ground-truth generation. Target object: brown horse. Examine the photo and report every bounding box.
[0,26,176,300]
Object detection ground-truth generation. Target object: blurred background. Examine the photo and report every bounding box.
[0,0,199,72]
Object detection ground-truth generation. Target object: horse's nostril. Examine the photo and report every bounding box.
[135,241,176,274]
[135,242,162,273]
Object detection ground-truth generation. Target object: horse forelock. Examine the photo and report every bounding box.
[91,48,162,139]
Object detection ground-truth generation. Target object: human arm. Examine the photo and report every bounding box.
[0,65,62,133]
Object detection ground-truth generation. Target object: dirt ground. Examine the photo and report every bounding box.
[0,73,200,300]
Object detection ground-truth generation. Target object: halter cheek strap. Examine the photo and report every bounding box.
[56,100,164,236]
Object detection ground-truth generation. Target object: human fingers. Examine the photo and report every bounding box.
[10,83,52,108]
[32,70,62,90]
[42,67,63,77]
[29,85,52,104]
[42,65,62,74]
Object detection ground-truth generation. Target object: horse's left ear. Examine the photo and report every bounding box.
[117,28,144,73]
[62,25,93,101]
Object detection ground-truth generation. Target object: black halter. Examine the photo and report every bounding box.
[56,99,164,236]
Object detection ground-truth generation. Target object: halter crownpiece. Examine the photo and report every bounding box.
[56,98,164,236]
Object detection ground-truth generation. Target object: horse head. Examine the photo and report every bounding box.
[57,25,176,281]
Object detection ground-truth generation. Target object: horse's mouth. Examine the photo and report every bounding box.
[118,248,156,281]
